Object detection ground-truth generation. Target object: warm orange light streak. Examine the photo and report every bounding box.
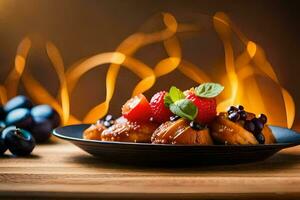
[68,52,155,123]
[46,42,70,125]
[5,37,31,99]
[213,12,239,112]
[0,12,295,129]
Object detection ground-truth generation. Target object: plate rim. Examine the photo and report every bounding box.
[52,124,300,148]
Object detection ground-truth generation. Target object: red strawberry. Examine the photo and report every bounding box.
[122,94,151,122]
[150,91,173,123]
[185,91,217,124]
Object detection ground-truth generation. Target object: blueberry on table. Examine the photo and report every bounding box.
[4,95,33,113]
[30,119,53,143]
[5,108,34,130]
[1,126,35,156]
[0,106,6,121]
[0,122,7,155]
[31,105,61,129]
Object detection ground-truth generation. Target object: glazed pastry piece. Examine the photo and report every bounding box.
[210,114,258,145]
[83,122,106,140]
[210,112,276,145]
[151,118,213,145]
[101,117,158,143]
[262,125,276,144]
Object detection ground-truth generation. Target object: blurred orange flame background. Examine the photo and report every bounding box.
[0,12,296,129]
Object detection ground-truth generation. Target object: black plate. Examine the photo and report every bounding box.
[52,124,300,165]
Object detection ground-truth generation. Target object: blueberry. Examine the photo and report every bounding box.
[170,115,181,122]
[103,121,111,128]
[244,120,255,133]
[256,133,265,144]
[238,110,247,120]
[227,106,238,114]
[1,126,35,156]
[31,119,53,143]
[238,105,244,110]
[31,105,60,129]
[0,106,6,121]
[189,121,204,131]
[4,95,33,113]
[0,122,7,155]
[105,115,113,121]
[252,118,264,135]
[258,114,267,124]
[5,108,33,130]
[228,112,240,122]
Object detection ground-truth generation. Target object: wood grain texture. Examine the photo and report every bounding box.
[1,142,300,199]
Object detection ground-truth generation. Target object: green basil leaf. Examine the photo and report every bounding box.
[169,86,185,102]
[195,83,224,98]
[164,93,173,107]
[169,99,198,121]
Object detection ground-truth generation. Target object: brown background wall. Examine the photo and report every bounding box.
[0,0,299,123]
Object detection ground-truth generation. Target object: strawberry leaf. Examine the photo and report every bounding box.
[195,83,224,98]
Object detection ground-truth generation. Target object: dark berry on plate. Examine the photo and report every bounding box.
[252,118,264,135]
[258,114,267,124]
[239,110,247,120]
[0,106,6,121]
[189,121,204,131]
[228,112,240,122]
[170,115,181,122]
[256,133,265,144]
[1,126,35,156]
[5,108,33,130]
[227,106,238,114]
[31,105,60,128]
[4,95,33,113]
[105,114,113,121]
[238,105,244,110]
[0,122,7,155]
[244,120,255,133]
[103,121,111,128]
[98,114,115,128]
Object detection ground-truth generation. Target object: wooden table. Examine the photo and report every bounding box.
[1,141,300,199]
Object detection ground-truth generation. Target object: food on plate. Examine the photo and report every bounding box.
[151,118,213,144]
[83,82,276,145]
[210,106,275,144]
[101,117,158,143]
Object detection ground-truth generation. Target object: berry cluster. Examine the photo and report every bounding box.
[227,105,267,144]
[98,115,115,128]
[0,95,61,156]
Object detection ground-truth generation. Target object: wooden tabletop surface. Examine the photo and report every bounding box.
[1,140,300,199]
